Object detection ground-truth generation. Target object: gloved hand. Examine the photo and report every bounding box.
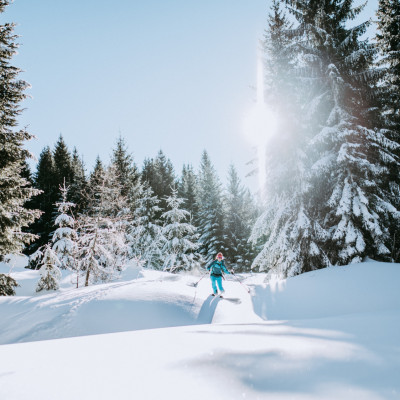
[230,270,235,275]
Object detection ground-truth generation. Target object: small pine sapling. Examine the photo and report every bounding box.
[52,182,78,270]
[36,244,62,292]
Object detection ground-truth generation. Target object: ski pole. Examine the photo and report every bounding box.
[192,271,208,287]
[231,271,250,293]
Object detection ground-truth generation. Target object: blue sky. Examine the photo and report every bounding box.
[4,0,378,189]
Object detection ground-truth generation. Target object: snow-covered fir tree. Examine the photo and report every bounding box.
[142,150,176,220]
[52,182,78,271]
[376,0,400,130]
[127,184,165,269]
[196,151,226,264]
[0,273,18,296]
[252,0,400,277]
[293,0,399,266]
[89,156,105,194]
[78,164,129,286]
[250,1,329,277]
[178,164,199,221]
[77,214,117,286]
[263,0,295,112]
[36,244,62,292]
[224,165,257,271]
[111,136,141,201]
[161,188,201,272]
[376,0,400,260]
[28,146,57,256]
[0,0,41,258]
[69,148,88,214]
[53,135,73,187]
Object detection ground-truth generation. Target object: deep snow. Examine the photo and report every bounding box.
[0,257,399,399]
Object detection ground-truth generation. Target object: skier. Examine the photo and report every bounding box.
[207,252,231,297]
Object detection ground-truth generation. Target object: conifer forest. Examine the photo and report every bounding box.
[1,0,399,291]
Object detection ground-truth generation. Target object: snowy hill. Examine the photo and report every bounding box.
[1,258,399,399]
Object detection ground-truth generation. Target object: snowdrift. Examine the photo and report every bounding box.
[1,258,399,399]
[252,261,400,320]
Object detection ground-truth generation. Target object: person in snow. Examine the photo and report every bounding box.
[207,252,231,297]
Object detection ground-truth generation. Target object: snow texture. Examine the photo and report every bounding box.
[0,256,399,399]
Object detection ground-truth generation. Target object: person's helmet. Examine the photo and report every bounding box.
[216,252,223,259]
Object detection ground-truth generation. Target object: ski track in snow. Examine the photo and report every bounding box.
[1,259,400,399]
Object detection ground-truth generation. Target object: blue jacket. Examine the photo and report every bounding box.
[207,260,230,276]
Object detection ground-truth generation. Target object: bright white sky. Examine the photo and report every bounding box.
[4,0,378,189]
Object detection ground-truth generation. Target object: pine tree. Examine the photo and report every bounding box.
[142,150,176,219]
[0,0,41,259]
[224,165,256,271]
[77,214,116,286]
[89,156,105,185]
[78,164,129,285]
[178,164,199,222]
[69,148,88,214]
[0,273,18,295]
[263,0,295,111]
[127,184,164,269]
[52,182,78,271]
[376,0,400,129]
[376,0,400,260]
[252,0,399,277]
[251,0,326,277]
[294,1,397,266]
[21,160,39,254]
[161,188,200,272]
[53,135,73,187]
[196,151,225,264]
[27,147,58,257]
[111,136,140,199]
[20,160,33,184]
[36,244,62,292]
[87,156,105,215]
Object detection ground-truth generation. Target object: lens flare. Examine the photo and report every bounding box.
[243,56,279,194]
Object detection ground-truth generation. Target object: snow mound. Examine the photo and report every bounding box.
[251,261,400,320]
[1,260,400,399]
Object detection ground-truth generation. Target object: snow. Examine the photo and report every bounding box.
[0,258,399,399]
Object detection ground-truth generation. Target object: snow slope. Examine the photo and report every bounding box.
[0,259,399,399]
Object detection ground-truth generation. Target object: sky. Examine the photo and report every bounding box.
[3,0,378,190]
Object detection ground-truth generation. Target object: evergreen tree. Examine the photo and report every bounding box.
[87,156,105,215]
[142,150,176,218]
[111,136,141,199]
[69,148,88,214]
[196,151,225,264]
[53,135,73,187]
[77,214,116,286]
[376,0,400,129]
[27,147,57,256]
[78,164,129,285]
[89,157,105,188]
[20,160,33,184]
[127,184,164,269]
[251,0,326,277]
[0,273,18,296]
[52,182,78,271]
[253,0,399,277]
[178,164,199,222]
[376,0,400,260]
[21,160,39,254]
[0,0,41,258]
[36,244,61,292]
[263,0,295,111]
[224,165,256,271]
[161,188,200,272]
[293,0,398,266]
